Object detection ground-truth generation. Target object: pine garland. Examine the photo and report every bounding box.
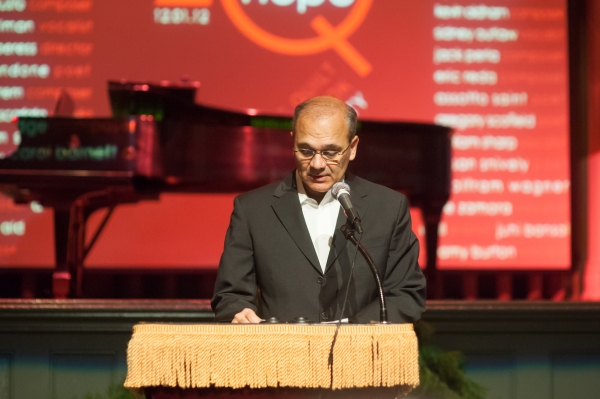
[410,321,487,399]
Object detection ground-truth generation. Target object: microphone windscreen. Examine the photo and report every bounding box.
[331,182,350,200]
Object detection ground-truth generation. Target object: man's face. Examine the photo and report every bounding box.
[293,111,359,198]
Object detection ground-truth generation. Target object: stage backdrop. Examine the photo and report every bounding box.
[0,0,570,270]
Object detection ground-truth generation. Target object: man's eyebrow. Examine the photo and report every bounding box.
[296,142,343,150]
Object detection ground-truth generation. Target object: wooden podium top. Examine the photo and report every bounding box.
[124,323,419,394]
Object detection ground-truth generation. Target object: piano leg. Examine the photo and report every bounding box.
[53,209,72,299]
[71,201,117,298]
[50,188,152,299]
[51,197,112,298]
[70,200,87,298]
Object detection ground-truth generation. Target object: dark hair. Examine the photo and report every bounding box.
[292,97,358,140]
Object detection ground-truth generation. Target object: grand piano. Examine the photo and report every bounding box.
[0,81,451,298]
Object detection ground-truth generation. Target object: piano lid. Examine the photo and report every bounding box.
[1,81,451,207]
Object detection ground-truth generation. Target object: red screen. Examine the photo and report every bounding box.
[0,0,570,269]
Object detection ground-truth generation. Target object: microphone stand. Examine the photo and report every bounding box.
[340,224,388,324]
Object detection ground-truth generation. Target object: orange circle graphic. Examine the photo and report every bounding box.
[220,0,373,76]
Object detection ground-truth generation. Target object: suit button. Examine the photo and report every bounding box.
[317,277,323,284]
[321,312,328,321]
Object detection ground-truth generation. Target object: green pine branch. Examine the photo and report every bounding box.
[412,321,488,399]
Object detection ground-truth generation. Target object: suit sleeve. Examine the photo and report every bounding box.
[349,195,426,323]
[211,195,258,322]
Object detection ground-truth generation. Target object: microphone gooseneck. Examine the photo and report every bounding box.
[328,228,363,375]
[341,224,388,324]
[332,182,363,234]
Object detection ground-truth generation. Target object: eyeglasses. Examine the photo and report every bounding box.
[294,142,352,164]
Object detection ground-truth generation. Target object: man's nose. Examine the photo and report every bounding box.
[309,152,327,169]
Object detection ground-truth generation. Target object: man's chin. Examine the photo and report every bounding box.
[305,181,333,194]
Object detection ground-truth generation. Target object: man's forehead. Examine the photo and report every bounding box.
[293,128,348,144]
[295,113,348,136]
[298,109,345,124]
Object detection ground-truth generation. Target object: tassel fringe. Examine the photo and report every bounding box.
[124,323,419,392]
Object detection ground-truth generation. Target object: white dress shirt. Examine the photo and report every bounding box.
[296,173,341,273]
[297,173,349,323]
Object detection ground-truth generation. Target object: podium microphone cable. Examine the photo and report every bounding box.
[327,229,363,379]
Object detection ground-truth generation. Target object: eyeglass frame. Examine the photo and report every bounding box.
[293,141,353,164]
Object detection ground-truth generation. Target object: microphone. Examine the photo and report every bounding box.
[332,182,363,234]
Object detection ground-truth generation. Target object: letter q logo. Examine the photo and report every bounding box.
[221,0,373,76]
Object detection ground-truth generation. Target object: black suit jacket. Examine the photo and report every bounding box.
[211,172,426,323]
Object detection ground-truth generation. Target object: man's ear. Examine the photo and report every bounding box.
[349,136,359,161]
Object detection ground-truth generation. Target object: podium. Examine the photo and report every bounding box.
[125,323,419,398]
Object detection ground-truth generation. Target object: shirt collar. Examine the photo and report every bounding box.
[296,171,341,206]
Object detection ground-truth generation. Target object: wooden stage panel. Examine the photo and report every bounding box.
[0,300,599,399]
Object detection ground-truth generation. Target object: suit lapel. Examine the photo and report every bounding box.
[271,172,322,274]
[324,173,370,273]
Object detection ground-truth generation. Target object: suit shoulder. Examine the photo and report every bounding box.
[236,180,281,204]
[353,175,407,202]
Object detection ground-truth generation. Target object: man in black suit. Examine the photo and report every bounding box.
[212,96,426,323]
